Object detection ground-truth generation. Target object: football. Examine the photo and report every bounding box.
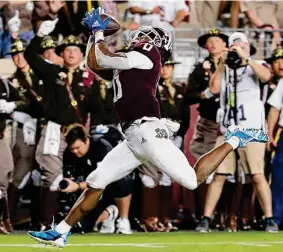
[101,13,121,37]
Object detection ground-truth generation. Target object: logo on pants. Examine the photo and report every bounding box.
[155,128,168,139]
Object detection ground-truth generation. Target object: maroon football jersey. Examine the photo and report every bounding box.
[113,42,161,123]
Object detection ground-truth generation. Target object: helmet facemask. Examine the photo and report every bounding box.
[126,26,162,48]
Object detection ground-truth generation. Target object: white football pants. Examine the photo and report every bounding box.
[86,118,197,190]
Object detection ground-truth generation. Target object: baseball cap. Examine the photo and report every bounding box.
[228,32,256,55]
[228,32,249,47]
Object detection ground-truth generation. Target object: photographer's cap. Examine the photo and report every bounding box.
[228,32,257,55]
[228,32,249,47]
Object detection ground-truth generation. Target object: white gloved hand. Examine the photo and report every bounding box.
[38,18,59,36]
[8,10,21,33]
[23,118,37,145]
[172,135,183,148]
[0,100,16,114]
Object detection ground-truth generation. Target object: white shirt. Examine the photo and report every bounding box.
[267,79,283,127]
[218,61,267,133]
[128,0,188,32]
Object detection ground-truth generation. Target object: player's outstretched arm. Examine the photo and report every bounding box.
[86,32,128,71]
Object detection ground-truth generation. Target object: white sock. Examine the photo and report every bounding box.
[225,136,240,150]
[55,220,72,234]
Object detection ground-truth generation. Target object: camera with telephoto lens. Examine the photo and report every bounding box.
[226,50,242,69]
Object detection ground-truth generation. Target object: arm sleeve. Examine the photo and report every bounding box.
[95,44,153,70]
[24,36,58,80]
[267,80,283,110]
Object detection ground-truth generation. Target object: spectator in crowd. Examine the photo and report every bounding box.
[0,1,35,57]
[194,1,221,28]
[183,29,228,220]
[264,48,283,116]
[5,38,45,231]
[40,36,63,65]
[128,0,188,32]
[32,0,65,32]
[89,76,118,130]
[61,124,133,234]
[24,19,104,230]
[196,32,278,233]
[266,48,283,229]
[0,76,28,234]
[240,1,282,49]
[267,68,283,229]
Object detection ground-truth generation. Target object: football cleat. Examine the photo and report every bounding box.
[224,125,268,147]
[28,229,70,248]
[100,205,119,234]
[116,218,133,235]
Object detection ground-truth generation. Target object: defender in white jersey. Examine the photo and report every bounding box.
[196,32,278,233]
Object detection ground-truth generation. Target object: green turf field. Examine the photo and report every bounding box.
[0,231,282,252]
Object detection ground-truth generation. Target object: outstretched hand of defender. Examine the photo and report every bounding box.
[82,6,110,34]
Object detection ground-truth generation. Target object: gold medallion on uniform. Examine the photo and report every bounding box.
[71,100,78,107]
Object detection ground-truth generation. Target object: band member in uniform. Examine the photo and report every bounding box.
[0,77,28,234]
[6,39,45,230]
[266,48,283,228]
[24,21,104,229]
[40,36,64,65]
[28,7,268,247]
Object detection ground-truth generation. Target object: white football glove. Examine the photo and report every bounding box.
[38,18,59,36]
[23,118,37,145]
[0,100,16,114]
[8,10,21,33]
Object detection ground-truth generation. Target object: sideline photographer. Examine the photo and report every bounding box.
[59,124,133,234]
[196,32,278,233]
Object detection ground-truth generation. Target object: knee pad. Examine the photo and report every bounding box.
[180,171,197,190]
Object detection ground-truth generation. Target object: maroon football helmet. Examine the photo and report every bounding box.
[126,26,172,64]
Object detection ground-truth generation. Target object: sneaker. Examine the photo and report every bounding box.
[195,217,210,233]
[28,229,70,248]
[265,218,279,233]
[224,125,268,147]
[116,218,133,234]
[100,205,119,234]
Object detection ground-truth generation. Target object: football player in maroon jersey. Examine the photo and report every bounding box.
[28,7,269,247]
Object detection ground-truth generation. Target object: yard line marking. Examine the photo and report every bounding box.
[0,242,283,248]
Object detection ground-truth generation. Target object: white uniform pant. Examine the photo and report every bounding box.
[86,118,197,190]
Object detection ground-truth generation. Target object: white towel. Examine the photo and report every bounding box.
[160,118,180,137]
[43,121,61,156]
[12,111,32,124]
[23,118,37,145]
